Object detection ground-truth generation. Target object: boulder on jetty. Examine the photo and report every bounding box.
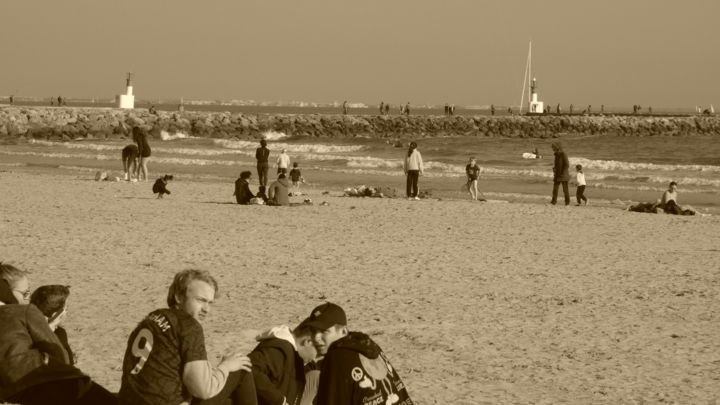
[1,106,719,141]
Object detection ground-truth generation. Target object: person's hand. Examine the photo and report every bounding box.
[48,308,67,331]
[219,352,252,373]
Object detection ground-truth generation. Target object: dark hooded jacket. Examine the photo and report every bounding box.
[235,178,254,205]
[553,147,570,182]
[0,304,87,401]
[316,332,413,405]
[248,326,306,405]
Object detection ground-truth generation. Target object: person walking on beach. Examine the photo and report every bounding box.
[133,126,151,181]
[256,139,270,187]
[403,141,423,200]
[575,164,588,206]
[275,149,290,175]
[118,269,257,405]
[466,157,481,201]
[550,141,570,205]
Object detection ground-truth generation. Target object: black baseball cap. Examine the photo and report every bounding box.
[299,302,347,330]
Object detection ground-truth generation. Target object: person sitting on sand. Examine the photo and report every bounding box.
[268,173,290,206]
[30,285,75,365]
[118,269,257,405]
[247,321,317,405]
[122,144,139,181]
[304,302,413,405]
[256,185,269,204]
[0,263,117,405]
[234,171,255,205]
[657,181,694,215]
[152,174,173,199]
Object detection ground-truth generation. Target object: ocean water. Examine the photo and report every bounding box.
[1,132,718,213]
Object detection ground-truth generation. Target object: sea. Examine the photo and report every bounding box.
[1,104,718,214]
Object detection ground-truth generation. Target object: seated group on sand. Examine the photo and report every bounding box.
[0,263,413,405]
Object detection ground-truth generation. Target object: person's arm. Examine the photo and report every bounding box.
[248,347,288,405]
[418,152,424,174]
[25,305,69,364]
[136,135,144,156]
[183,360,232,399]
[256,148,261,160]
[316,349,354,405]
[244,183,254,199]
[268,184,276,200]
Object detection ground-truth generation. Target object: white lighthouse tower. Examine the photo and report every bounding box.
[116,72,135,109]
[529,78,544,114]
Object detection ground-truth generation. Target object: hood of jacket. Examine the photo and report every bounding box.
[330,331,381,359]
[275,178,290,188]
[255,325,296,351]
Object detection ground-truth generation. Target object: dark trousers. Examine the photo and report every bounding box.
[551,181,570,205]
[9,379,117,405]
[192,370,257,405]
[576,185,587,204]
[406,170,419,197]
[257,162,269,187]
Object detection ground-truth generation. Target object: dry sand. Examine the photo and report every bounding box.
[1,169,718,404]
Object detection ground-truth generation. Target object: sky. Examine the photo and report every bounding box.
[1,0,718,108]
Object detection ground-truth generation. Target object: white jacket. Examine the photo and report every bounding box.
[404,150,424,172]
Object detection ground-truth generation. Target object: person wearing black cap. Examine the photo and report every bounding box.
[302,302,413,405]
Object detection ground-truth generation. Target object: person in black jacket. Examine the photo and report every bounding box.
[256,139,270,188]
[153,175,173,199]
[550,141,571,206]
[30,285,75,365]
[133,126,152,181]
[234,171,255,205]
[303,302,413,405]
[248,324,317,405]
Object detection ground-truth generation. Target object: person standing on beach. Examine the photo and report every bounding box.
[550,141,570,206]
[403,141,423,200]
[276,149,290,175]
[466,157,481,201]
[118,269,257,405]
[133,127,151,181]
[256,139,270,187]
[122,144,139,181]
[575,164,588,206]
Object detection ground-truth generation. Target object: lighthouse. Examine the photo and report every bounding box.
[116,72,135,109]
[529,78,544,114]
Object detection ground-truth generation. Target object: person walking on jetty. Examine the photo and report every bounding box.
[256,139,270,187]
[403,141,423,200]
[550,141,571,206]
[342,101,348,115]
[575,164,588,206]
[133,127,152,181]
[405,102,411,116]
[379,102,384,115]
[275,149,290,175]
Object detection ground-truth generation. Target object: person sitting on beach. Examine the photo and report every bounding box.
[122,144,139,181]
[247,322,317,405]
[0,263,117,405]
[289,162,304,194]
[234,171,255,205]
[304,302,413,405]
[255,185,269,205]
[657,181,694,215]
[465,157,481,201]
[152,174,173,199]
[118,269,257,405]
[268,174,290,206]
[276,149,290,175]
[30,285,75,365]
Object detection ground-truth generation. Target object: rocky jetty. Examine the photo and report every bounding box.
[1,106,718,140]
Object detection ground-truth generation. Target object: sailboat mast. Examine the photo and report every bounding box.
[519,41,531,114]
[528,42,532,112]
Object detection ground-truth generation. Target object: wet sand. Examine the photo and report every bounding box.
[1,169,718,404]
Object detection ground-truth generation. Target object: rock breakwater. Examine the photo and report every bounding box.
[1,106,718,140]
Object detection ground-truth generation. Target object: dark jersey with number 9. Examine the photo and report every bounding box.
[119,308,208,405]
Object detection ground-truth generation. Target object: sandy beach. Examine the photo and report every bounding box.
[1,168,719,404]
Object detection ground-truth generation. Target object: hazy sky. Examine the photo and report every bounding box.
[2,0,718,108]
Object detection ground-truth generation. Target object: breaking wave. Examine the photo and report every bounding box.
[571,157,720,173]
[213,139,366,153]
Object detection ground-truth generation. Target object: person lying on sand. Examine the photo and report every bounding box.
[118,269,257,405]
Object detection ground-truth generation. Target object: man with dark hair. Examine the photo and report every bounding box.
[235,171,255,205]
[30,285,75,364]
[248,323,317,405]
[303,302,413,405]
[256,139,270,187]
[119,269,257,405]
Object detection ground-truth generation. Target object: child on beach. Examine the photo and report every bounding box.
[575,164,588,205]
[289,162,304,194]
[465,157,481,200]
[121,144,139,181]
[152,174,173,199]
